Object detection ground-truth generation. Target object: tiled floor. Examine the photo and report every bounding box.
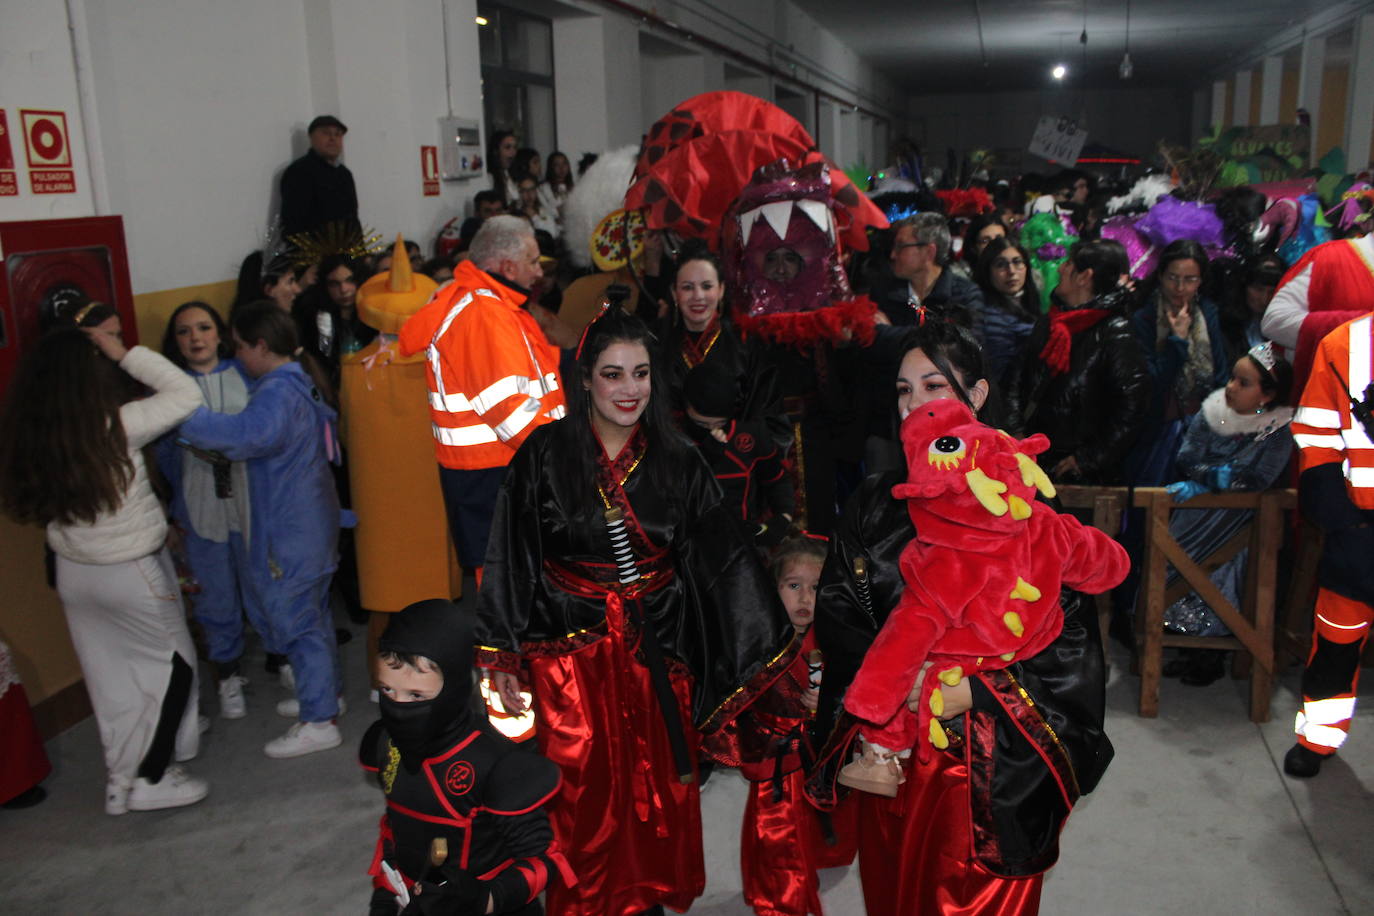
[2,626,1370,915]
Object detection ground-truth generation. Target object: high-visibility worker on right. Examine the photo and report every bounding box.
[1287,311,1374,777]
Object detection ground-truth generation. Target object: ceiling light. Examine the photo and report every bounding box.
[1052,64,1067,80]
[1120,0,1133,80]
[475,16,489,26]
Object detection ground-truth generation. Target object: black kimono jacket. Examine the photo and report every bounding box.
[475,420,797,739]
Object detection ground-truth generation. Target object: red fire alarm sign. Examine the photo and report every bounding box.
[0,111,16,196]
[20,109,76,194]
[421,146,440,197]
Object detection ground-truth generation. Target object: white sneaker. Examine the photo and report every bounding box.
[105,779,131,816]
[278,664,295,691]
[264,721,342,759]
[126,765,209,811]
[276,695,346,718]
[218,675,248,719]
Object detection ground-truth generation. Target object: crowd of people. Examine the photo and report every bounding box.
[1,106,1371,916]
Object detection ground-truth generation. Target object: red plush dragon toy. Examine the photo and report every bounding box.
[839,399,1129,796]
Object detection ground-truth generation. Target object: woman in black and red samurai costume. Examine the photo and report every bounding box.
[805,321,1115,916]
[477,307,800,916]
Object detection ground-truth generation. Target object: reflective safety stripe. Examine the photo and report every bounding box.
[1294,713,1350,749]
[548,404,567,420]
[493,398,540,442]
[432,422,499,446]
[1301,696,1357,725]
[472,373,557,415]
[1294,433,1347,449]
[1341,424,1374,450]
[1316,613,1372,631]
[429,388,474,412]
[1347,466,1374,487]
[1349,315,1372,392]
[1294,406,1343,428]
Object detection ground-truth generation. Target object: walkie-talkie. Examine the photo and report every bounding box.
[1327,361,1374,442]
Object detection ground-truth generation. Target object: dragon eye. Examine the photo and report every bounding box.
[927,435,967,469]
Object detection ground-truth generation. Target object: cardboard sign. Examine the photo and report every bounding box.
[421,146,440,196]
[1029,116,1088,166]
[19,109,76,194]
[0,111,16,196]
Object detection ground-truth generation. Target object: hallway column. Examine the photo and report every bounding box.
[1233,69,1253,126]
[1259,55,1283,124]
[1298,32,1326,166]
[1345,13,1374,170]
[1211,79,1228,127]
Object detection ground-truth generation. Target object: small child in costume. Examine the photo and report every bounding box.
[740,537,857,916]
[683,363,795,549]
[839,399,1129,796]
[361,599,574,915]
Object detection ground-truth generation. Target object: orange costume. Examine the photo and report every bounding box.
[343,238,462,677]
[1289,312,1374,760]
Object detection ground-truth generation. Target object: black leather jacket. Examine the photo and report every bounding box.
[1005,289,1150,485]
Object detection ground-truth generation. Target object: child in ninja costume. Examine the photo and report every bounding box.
[361,599,575,915]
[739,536,857,916]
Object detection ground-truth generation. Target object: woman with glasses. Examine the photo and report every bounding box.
[1129,239,1230,484]
[973,236,1040,386]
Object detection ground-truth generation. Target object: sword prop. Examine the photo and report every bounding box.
[604,507,696,784]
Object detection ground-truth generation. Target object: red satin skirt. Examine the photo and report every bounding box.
[529,635,704,916]
[856,747,1042,916]
[0,678,51,804]
[742,769,859,915]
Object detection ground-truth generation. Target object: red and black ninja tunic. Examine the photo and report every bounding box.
[360,720,574,914]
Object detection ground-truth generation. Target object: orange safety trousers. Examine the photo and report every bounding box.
[1296,588,1373,755]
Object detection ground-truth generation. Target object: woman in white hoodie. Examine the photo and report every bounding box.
[0,302,208,815]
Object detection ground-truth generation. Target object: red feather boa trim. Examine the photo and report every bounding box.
[732,296,878,348]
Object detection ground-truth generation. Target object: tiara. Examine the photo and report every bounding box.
[1248,340,1277,373]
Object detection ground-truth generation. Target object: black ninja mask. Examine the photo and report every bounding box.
[377,599,474,770]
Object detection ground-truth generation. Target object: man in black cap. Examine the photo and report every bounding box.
[280,114,359,238]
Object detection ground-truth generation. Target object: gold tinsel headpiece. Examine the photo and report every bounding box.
[287,219,383,268]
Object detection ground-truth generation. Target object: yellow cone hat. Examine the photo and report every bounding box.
[357,234,439,334]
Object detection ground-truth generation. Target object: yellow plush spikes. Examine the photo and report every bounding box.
[929,687,944,717]
[1001,652,1015,661]
[965,468,1008,516]
[929,719,949,749]
[1004,611,1025,638]
[938,666,963,687]
[928,451,964,470]
[386,234,414,293]
[1009,577,1041,602]
[1016,452,1056,498]
[1008,495,1032,520]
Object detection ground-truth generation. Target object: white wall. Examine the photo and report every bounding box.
[0,1,97,219]
[545,0,904,162]
[5,0,485,298]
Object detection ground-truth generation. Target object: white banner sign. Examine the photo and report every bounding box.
[1029,116,1088,166]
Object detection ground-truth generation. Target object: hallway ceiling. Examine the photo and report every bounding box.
[788,0,1357,94]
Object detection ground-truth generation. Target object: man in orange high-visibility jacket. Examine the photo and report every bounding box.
[399,216,566,586]
[1286,311,1374,777]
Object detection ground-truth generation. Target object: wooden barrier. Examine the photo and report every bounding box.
[1058,485,1297,723]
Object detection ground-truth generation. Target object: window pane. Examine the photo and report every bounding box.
[502,16,551,76]
[477,5,501,66]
